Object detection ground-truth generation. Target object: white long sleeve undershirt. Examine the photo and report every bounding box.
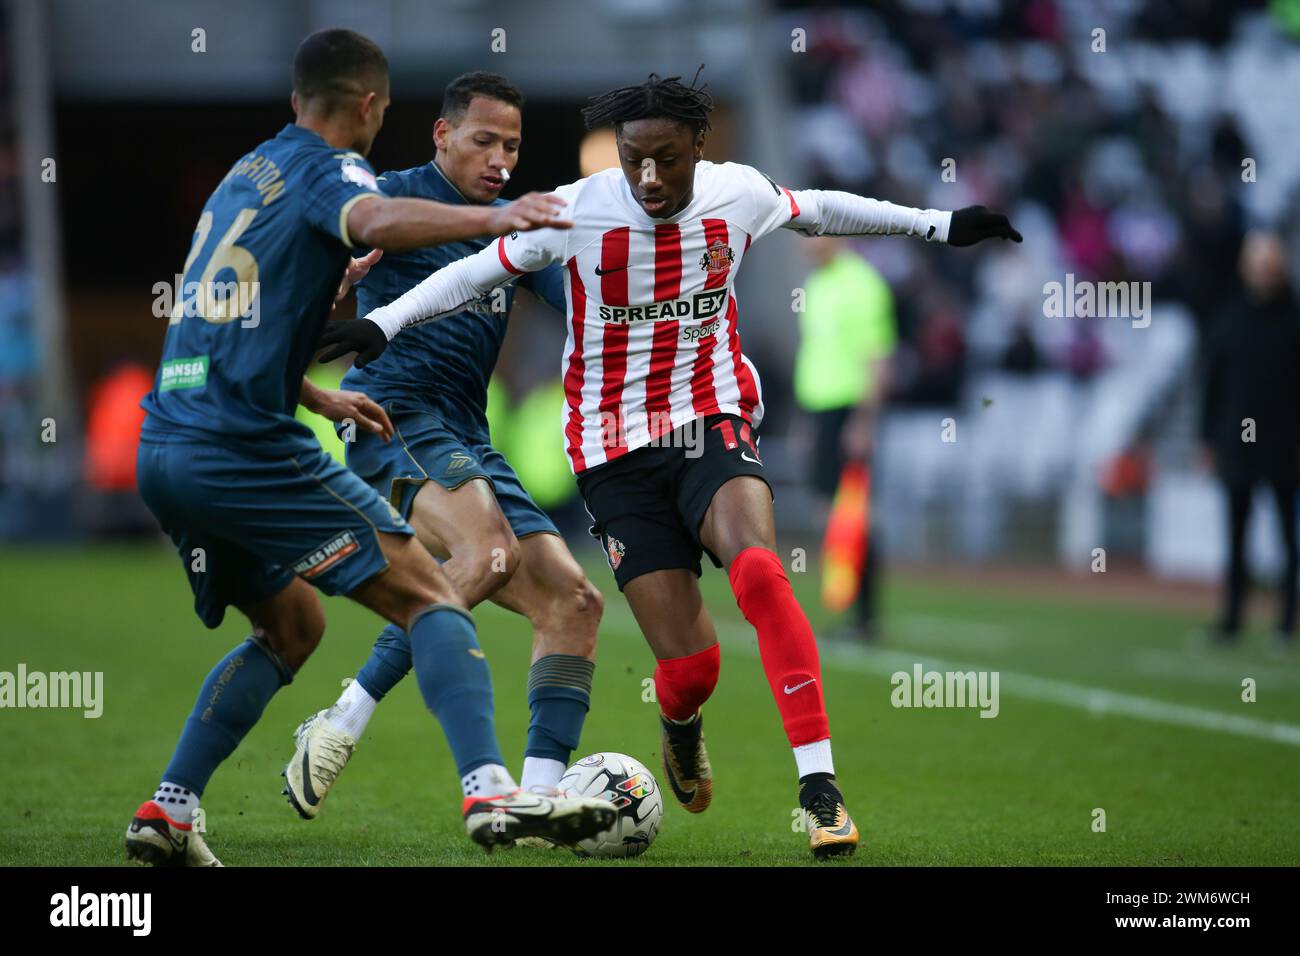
[367,248,507,340]
[365,191,952,341]
[786,189,952,242]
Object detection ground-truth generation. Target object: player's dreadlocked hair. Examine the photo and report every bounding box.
[581,68,714,134]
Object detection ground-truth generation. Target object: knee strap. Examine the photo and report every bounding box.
[409,602,474,633]
[247,633,295,684]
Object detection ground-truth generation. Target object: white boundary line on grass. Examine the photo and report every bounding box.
[597,606,1300,748]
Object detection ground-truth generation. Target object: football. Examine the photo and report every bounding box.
[558,752,663,858]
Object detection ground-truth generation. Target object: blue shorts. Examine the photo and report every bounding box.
[138,430,413,629]
[345,399,559,539]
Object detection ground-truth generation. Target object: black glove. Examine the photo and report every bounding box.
[317,318,388,368]
[948,205,1022,247]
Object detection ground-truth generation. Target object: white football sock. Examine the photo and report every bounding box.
[793,738,835,778]
[521,756,566,793]
[462,763,517,798]
[327,678,377,740]
[153,781,199,824]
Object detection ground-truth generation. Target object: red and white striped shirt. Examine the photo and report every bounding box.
[366,161,950,474]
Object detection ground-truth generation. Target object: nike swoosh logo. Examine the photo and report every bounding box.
[784,679,816,695]
[300,744,320,806]
[661,749,697,803]
[741,452,762,465]
[666,769,697,804]
[594,265,627,275]
[509,797,549,814]
[142,814,189,853]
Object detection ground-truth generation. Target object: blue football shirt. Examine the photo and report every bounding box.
[342,161,567,441]
[142,123,382,451]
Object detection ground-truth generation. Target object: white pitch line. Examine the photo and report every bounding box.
[595,605,1300,748]
[890,613,1012,651]
[1130,649,1300,689]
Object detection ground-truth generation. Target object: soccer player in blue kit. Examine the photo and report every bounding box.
[282,73,606,818]
[125,29,614,866]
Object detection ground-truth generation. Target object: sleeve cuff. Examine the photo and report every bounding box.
[496,236,525,275]
[337,192,382,249]
[931,209,953,243]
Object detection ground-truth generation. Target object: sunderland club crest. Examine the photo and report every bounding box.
[606,535,626,571]
[699,238,734,276]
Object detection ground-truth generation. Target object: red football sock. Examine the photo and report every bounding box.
[728,546,830,746]
[654,643,720,721]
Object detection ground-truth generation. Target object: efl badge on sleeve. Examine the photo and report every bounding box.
[339,155,379,191]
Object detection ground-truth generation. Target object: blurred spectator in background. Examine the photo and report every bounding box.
[795,235,895,640]
[1200,230,1300,648]
[83,358,154,536]
[84,359,150,492]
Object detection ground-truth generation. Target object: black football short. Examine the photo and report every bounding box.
[576,413,772,590]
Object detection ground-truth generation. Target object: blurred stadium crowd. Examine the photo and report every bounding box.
[774,0,1300,581]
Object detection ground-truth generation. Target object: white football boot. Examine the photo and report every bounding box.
[282,709,357,819]
[515,786,567,849]
[125,800,223,867]
[463,789,616,851]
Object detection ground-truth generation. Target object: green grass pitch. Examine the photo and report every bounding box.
[2,544,1297,866]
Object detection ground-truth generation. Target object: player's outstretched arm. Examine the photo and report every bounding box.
[346,191,572,252]
[316,241,522,367]
[787,190,1020,246]
[298,377,394,440]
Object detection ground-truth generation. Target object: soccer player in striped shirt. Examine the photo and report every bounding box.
[319,72,1021,858]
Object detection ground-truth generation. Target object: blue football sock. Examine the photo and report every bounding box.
[408,604,504,778]
[162,635,293,795]
[525,654,594,764]
[354,623,412,700]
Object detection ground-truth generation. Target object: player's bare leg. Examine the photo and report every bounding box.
[623,569,719,813]
[699,475,858,857]
[406,477,521,607]
[347,531,460,621]
[128,578,324,866]
[293,481,602,808]
[489,531,602,791]
[491,532,602,664]
[345,531,614,849]
[284,478,521,816]
[243,579,328,670]
[386,504,604,793]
